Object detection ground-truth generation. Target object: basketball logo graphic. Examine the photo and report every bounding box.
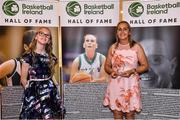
[128,2,144,17]
[2,0,19,16]
[66,1,81,17]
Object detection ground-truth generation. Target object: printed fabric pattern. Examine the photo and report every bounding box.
[19,52,65,119]
[103,46,141,112]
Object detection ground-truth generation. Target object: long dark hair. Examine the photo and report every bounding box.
[115,21,136,48]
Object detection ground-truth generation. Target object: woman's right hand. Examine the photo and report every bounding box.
[111,71,118,78]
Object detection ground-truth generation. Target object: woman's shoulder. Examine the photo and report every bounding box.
[20,51,33,64]
[133,41,144,51]
[109,43,117,50]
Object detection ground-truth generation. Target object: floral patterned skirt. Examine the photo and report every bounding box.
[103,75,142,113]
[19,79,65,119]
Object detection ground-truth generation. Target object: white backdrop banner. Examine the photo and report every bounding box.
[60,0,119,26]
[0,0,59,26]
[123,0,180,27]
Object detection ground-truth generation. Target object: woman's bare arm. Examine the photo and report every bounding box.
[21,62,29,88]
[0,59,15,79]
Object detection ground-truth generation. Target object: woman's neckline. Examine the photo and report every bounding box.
[34,51,47,56]
[117,42,130,50]
[118,42,129,46]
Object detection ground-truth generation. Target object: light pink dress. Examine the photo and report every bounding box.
[103,43,142,113]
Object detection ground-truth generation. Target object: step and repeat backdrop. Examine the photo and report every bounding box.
[1,0,179,88]
[0,0,180,119]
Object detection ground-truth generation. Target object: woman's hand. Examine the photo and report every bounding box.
[120,69,136,77]
[111,71,118,78]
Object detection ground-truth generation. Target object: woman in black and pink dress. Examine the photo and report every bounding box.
[19,27,65,119]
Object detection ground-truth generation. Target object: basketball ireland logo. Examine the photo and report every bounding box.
[2,0,19,16]
[66,1,81,17]
[128,2,144,17]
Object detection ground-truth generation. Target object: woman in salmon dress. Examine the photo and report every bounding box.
[103,21,149,120]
